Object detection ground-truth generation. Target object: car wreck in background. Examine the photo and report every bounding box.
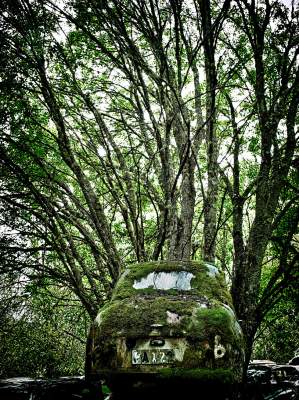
[247,362,299,400]
[289,355,299,366]
[85,261,245,398]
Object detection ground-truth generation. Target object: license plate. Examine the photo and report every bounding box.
[132,349,174,365]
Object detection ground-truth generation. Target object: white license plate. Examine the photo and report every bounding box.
[132,349,175,365]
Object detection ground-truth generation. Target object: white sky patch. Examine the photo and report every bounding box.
[279,0,296,7]
[0,225,19,235]
[97,146,107,157]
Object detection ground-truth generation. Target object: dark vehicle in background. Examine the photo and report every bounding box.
[289,356,299,366]
[247,362,298,400]
[247,360,277,387]
[272,366,299,397]
[247,364,274,385]
[86,261,245,398]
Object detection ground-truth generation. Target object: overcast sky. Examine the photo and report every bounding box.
[280,0,297,7]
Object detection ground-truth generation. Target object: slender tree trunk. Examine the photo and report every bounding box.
[168,156,196,261]
[200,0,219,263]
[167,91,197,261]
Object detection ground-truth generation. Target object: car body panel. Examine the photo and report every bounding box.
[289,356,299,366]
[86,261,245,387]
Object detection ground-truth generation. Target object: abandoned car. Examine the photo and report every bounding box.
[246,364,298,400]
[85,261,245,395]
[272,366,299,393]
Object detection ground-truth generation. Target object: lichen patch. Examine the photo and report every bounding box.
[166,310,183,325]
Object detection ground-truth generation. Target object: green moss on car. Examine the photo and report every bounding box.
[86,261,245,387]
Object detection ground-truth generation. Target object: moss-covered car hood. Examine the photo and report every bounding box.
[96,295,242,341]
[94,261,242,342]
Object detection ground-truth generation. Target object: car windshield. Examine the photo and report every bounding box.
[133,271,194,291]
[275,368,299,381]
[247,367,271,383]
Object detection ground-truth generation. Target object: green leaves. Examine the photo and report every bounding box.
[0,284,88,377]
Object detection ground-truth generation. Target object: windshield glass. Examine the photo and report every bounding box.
[133,271,194,291]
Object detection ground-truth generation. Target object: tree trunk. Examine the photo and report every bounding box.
[200,0,219,263]
[168,156,196,261]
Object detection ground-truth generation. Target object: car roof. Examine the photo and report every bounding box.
[112,261,232,305]
[250,360,276,366]
[289,356,299,365]
[274,365,299,372]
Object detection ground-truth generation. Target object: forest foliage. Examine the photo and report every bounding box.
[0,0,298,376]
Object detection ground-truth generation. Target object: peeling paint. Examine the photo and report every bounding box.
[205,263,219,278]
[196,298,209,308]
[166,310,182,325]
[214,335,226,359]
[133,271,194,291]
